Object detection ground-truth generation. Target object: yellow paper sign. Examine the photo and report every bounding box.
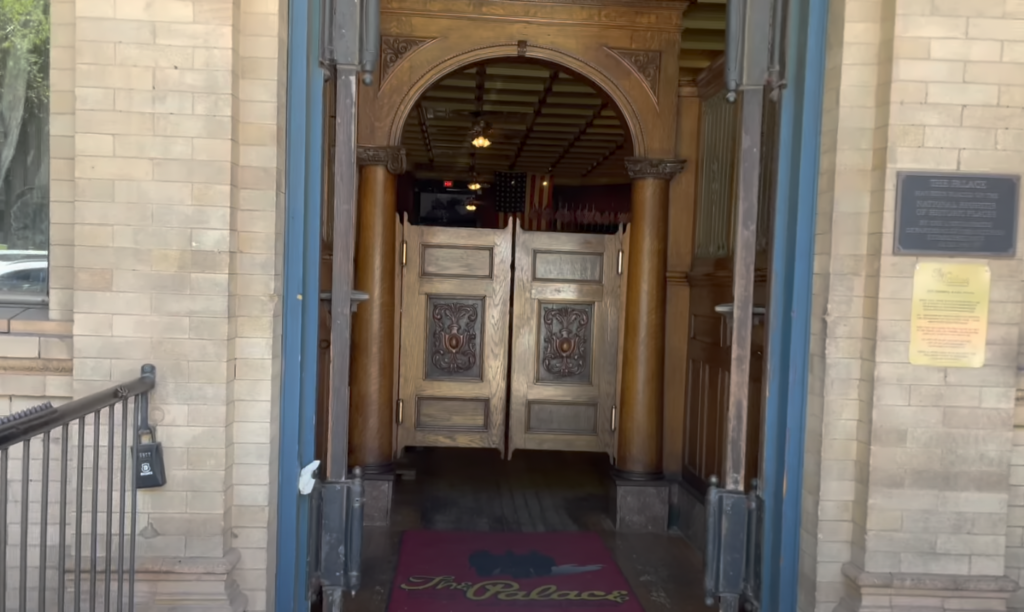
[908,262,990,368]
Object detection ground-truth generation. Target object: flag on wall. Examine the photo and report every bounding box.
[494,171,527,229]
[524,174,554,231]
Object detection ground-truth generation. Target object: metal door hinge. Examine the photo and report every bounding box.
[617,250,623,275]
[402,241,407,267]
[306,469,366,605]
[396,399,404,424]
[610,405,617,432]
[704,476,762,611]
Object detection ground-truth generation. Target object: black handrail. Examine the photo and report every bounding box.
[0,364,157,612]
[0,364,156,450]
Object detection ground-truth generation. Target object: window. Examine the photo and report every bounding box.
[0,0,49,301]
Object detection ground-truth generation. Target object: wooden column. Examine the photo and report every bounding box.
[616,157,686,479]
[349,145,405,473]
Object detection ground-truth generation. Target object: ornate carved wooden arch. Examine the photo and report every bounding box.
[358,0,686,160]
[384,42,648,158]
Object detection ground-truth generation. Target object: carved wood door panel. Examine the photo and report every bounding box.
[395,219,513,454]
[507,222,623,458]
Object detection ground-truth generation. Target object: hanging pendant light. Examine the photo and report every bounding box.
[467,182,481,190]
[471,135,491,148]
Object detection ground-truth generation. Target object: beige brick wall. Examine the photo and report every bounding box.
[1,0,286,607]
[807,0,1024,611]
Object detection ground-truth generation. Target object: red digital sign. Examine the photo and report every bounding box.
[443,181,453,188]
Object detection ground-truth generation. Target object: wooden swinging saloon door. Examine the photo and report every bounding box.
[395,220,623,459]
[507,224,623,457]
[395,219,514,454]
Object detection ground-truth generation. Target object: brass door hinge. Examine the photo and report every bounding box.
[396,399,404,424]
[617,250,623,275]
[401,241,407,267]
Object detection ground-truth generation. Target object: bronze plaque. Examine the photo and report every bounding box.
[425,297,484,381]
[537,302,594,385]
[894,172,1020,257]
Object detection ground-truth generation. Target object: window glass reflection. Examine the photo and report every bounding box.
[0,0,50,298]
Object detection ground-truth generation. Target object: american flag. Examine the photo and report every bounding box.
[523,174,554,231]
[495,172,554,231]
[494,171,526,229]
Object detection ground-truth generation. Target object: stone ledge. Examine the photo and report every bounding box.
[62,552,247,612]
[0,357,73,375]
[0,306,71,336]
[843,562,1019,593]
[67,550,242,574]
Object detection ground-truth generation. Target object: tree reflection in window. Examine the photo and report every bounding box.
[0,0,50,298]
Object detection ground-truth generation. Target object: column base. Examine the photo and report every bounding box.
[609,475,670,532]
[838,563,1018,612]
[363,471,396,527]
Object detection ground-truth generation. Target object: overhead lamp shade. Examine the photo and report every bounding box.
[471,135,491,148]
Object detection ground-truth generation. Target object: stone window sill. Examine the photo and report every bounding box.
[0,306,71,336]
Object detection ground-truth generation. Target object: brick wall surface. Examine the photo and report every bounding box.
[0,0,285,608]
[806,1,1024,611]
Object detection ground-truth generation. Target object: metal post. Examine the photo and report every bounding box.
[705,1,778,610]
[722,0,772,495]
[327,66,358,482]
[311,0,379,605]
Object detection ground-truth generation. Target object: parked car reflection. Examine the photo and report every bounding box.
[0,250,47,294]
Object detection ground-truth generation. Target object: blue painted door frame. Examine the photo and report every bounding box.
[275,0,324,608]
[758,0,830,609]
[272,0,831,609]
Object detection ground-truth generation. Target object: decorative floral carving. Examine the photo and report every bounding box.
[381,36,435,86]
[431,302,479,375]
[608,48,661,99]
[541,306,591,378]
[625,157,686,180]
[357,146,407,175]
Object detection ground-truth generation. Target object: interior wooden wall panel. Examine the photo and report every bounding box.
[681,55,770,492]
[316,69,337,461]
[663,82,701,479]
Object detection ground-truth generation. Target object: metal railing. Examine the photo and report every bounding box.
[0,364,156,612]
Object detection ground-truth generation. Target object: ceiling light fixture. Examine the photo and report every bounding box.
[467,182,481,190]
[471,135,491,148]
[465,202,478,211]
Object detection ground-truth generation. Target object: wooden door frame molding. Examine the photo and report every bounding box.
[357,0,688,159]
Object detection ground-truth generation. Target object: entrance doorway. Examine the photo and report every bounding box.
[389,59,637,462]
[297,0,827,606]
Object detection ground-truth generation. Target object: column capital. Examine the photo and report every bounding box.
[625,157,686,181]
[357,145,406,175]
